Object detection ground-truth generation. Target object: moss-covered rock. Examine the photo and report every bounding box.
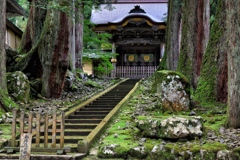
[149,142,228,160]
[151,70,190,112]
[7,71,30,103]
[137,116,203,139]
[128,146,147,159]
[98,144,128,159]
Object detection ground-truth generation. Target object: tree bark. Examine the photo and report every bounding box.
[195,0,227,103]
[0,0,7,93]
[203,0,210,53]
[0,0,18,110]
[177,0,209,90]
[0,0,8,110]
[225,0,240,128]
[70,0,76,76]
[164,0,182,70]
[16,0,70,98]
[39,2,70,98]
[19,0,47,53]
[75,3,84,70]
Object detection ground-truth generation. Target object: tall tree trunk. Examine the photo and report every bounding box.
[15,0,70,98]
[203,0,210,53]
[39,2,70,98]
[0,0,8,110]
[195,0,228,103]
[70,0,76,76]
[75,3,84,70]
[0,0,17,110]
[225,0,240,128]
[177,0,209,90]
[0,0,7,93]
[19,0,47,53]
[165,0,182,70]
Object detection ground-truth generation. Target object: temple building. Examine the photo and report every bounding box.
[6,0,25,49]
[90,0,168,79]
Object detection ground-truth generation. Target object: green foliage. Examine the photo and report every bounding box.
[93,57,114,77]
[8,0,29,31]
[210,0,218,26]
[0,89,19,111]
[84,79,102,88]
[173,0,183,10]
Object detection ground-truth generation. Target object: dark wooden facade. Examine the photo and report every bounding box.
[91,1,167,78]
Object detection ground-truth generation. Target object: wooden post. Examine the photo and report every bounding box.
[35,113,40,147]
[44,113,49,148]
[52,106,57,148]
[11,110,17,147]
[20,111,24,135]
[28,112,33,134]
[60,112,65,148]
[19,133,32,160]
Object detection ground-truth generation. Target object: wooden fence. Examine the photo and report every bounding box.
[112,66,158,79]
[11,106,65,149]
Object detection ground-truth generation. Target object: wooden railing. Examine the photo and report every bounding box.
[11,106,65,149]
[112,66,157,79]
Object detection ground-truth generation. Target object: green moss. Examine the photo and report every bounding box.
[177,11,193,83]
[100,134,138,156]
[204,115,226,131]
[232,147,240,159]
[157,51,167,71]
[0,124,16,139]
[108,121,130,134]
[0,89,18,111]
[200,142,227,152]
[151,70,190,93]
[84,80,102,88]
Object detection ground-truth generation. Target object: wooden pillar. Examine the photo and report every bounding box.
[20,112,24,135]
[60,112,65,148]
[111,43,116,78]
[36,113,40,147]
[52,106,57,148]
[160,43,165,59]
[11,110,17,147]
[44,113,49,148]
[28,112,33,133]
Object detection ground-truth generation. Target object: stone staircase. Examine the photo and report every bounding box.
[0,79,138,159]
[62,79,138,152]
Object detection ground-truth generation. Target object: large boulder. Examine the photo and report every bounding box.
[151,70,190,112]
[7,71,30,103]
[137,116,203,139]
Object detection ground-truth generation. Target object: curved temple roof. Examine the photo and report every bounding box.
[91,3,168,25]
[6,0,25,17]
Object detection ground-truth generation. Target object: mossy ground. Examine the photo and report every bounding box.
[0,124,13,139]
[89,78,228,159]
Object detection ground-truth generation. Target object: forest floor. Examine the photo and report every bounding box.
[0,77,239,159]
[0,76,123,150]
[82,78,240,160]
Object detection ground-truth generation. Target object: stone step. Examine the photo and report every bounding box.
[67,115,106,119]
[80,108,112,111]
[85,105,115,108]
[61,124,97,129]
[65,119,102,124]
[32,135,85,144]
[74,111,109,115]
